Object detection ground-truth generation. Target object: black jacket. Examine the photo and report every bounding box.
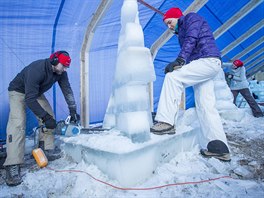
[8,58,76,118]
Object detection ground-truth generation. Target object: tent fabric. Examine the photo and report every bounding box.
[0,0,263,140]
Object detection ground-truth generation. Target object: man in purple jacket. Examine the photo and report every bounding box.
[151,8,230,162]
[4,51,80,186]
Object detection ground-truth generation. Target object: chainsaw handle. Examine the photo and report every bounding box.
[65,115,71,125]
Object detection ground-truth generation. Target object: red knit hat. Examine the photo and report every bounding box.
[233,59,243,67]
[58,53,71,67]
[163,8,183,21]
[50,51,71,67]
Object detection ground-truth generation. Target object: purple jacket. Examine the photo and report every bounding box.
[177,13,221,63]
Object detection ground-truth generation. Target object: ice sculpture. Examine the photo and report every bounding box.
[103,0,156,143]
[247,80,264,106]
[214,67,245,121]
[63,0,199,187]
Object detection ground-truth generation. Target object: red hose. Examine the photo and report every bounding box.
[46,167,231,191]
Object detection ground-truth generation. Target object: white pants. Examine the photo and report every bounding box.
[155,58,227,146]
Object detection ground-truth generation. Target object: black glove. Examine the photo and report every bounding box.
[42,114,56,129]
[227,74,233,79]
[69,109,80,123]
[164,57,186,74]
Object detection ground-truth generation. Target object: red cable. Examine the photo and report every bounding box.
[46,167,231,191]
[137,0,164,16]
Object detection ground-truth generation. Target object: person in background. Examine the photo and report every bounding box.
[4,51,80,186]
[150,8,230,162]
[227,59,263,117]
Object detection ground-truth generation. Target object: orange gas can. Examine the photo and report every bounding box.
[32,148,48,168]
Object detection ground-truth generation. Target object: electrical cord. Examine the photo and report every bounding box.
[45,166,231,191]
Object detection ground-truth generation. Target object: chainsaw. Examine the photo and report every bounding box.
[33,115,113,147]
[33,116,82,148]
[55,116,82,137]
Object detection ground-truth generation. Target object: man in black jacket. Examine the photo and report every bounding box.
[4,51,80,186]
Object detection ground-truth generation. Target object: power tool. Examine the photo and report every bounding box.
[33,116,82,148]
[55,116,82,137]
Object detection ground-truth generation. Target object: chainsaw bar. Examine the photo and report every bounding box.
[80,127,110,134]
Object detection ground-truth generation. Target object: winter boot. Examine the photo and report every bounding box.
[150,122,175,135]
[200,150,231,162]
[5,164,22,186]
[200,140,231,162]
[39,141,62,161]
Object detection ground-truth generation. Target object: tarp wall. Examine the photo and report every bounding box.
[0,0,263,140]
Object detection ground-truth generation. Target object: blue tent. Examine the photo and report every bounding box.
[0,0,263,140]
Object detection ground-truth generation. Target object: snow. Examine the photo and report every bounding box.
[1,109,264,197]
[63,111,194,154]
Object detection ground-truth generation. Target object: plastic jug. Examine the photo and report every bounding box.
[32,148,48,168]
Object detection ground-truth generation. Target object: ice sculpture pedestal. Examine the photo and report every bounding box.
[63,128,198,187]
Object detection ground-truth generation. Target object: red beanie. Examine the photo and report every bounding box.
[163,8,183,21]
[50,51,71,67]
[233,59,243,67]
[58,53,71,67]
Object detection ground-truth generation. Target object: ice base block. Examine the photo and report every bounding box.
[62,127,198,187]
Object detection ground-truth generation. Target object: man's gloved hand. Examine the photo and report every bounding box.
[69,109,80,123]
[42,113,56,129]
[227,74,233,79]
[164,57,186,74]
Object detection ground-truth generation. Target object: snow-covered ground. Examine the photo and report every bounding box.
[0,107,264,197]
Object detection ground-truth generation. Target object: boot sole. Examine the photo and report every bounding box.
[151,129,175,135]
[6,180,22,186]
[200,149,231,162]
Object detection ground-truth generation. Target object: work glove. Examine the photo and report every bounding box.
[42,113,57,129]
[227,74,233,79]
[164,57,186,74]
[69,109,80,123]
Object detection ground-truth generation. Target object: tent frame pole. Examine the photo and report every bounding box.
[80,0,113,127]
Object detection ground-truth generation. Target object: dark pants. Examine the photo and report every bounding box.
[232,88,264,117]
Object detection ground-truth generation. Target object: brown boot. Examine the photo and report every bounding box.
[5,164,22,186]
[150,122,175,135]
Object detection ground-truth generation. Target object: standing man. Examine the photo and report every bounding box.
[227,59,263,117]
[4,51,80,186]
[150,8,230,162]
